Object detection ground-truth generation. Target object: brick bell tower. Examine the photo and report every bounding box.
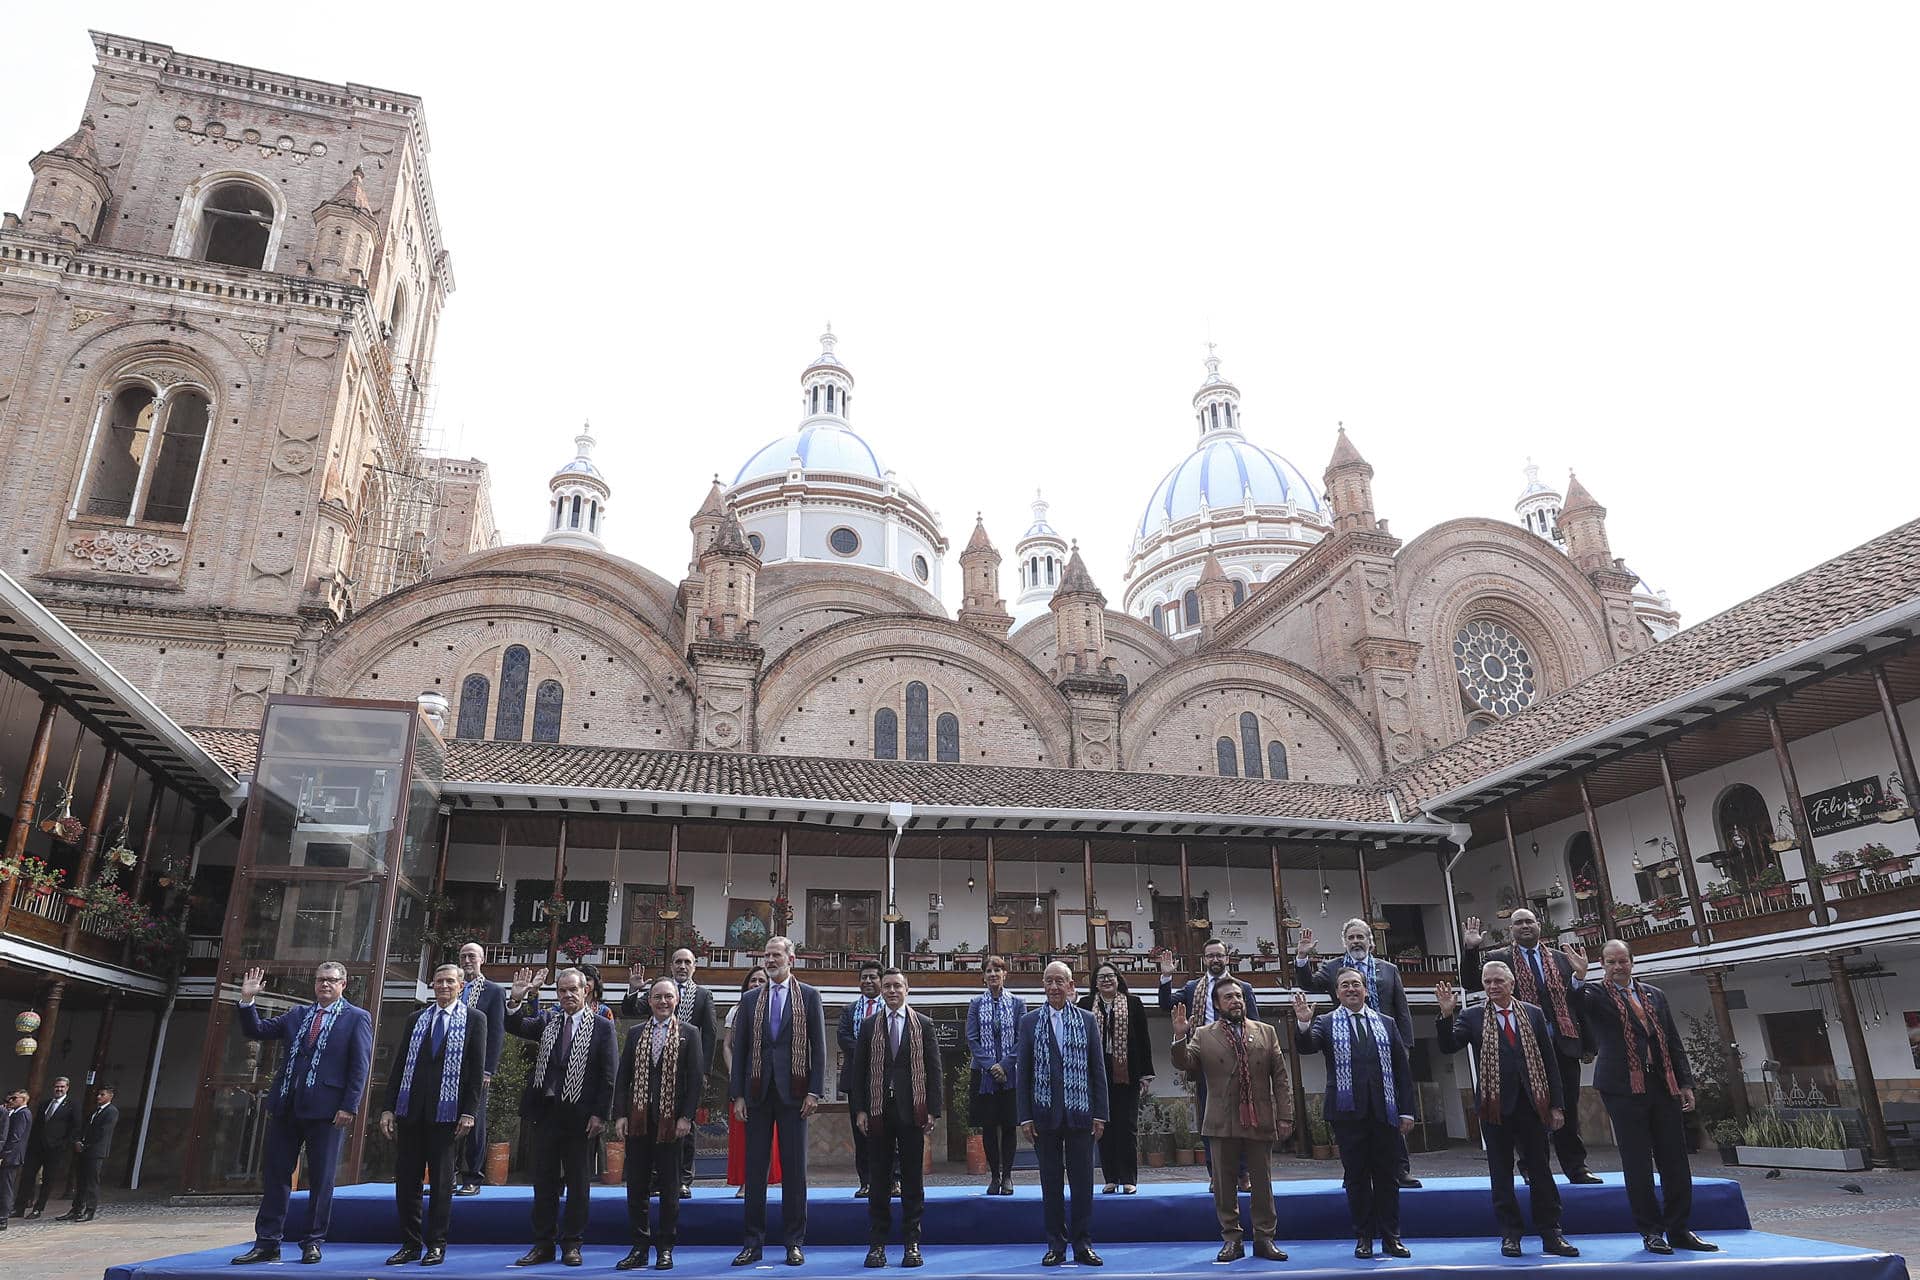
[0,32,459,726]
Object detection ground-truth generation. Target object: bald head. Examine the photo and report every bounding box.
[1043,961,1074,1008]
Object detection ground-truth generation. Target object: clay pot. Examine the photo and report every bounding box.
[965,1133,988,1175]
[486,1141,510,1185]
[603,1136,625,1185]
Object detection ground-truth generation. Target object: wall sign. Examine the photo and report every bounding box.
[1801,777,1886,838]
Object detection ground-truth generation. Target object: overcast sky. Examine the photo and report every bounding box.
[5,5,1916,626]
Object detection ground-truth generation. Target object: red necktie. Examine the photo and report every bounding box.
[1501,1009,1517,1047]
[1624,986,1650,1029]
[307,1007,327,1047]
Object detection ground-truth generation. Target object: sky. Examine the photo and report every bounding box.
[4,5,1916,626]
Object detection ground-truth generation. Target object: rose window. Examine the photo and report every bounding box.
[1453,620,1537,718]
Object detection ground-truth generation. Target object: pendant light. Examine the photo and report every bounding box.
[609,825,623,908]
[494,823,507,891]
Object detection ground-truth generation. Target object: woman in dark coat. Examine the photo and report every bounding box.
[1079,962,1155,1193]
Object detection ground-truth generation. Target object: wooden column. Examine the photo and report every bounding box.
[1271,842,1312,1154]
[1355,842,1375,924]
[1081,839,1099,966]
[1871,665,1920,843]
[0,696,61,934]
[64,745,120,949]
[985,834,998,936]
[1765,705,1831,926]
[1826,954,1894,1166]
[1702,970,1749,1120]
[1500,804,1527,900]
[1177,841,1194,962]
[665,824,682,956]
[776,827,791,935]
[547,816,569,973]
[1575,775,1619,938]
[129,778,166,903]
[1656,747,1707,941]
[88,989,120,1084]
[25,978,66,1097]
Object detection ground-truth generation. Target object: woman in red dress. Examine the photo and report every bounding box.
[725,966,781,1195]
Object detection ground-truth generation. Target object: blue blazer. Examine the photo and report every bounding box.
[238,999,374,1121]
[1296,955,1414,1048]
[1296,1009,1415,1126]
[1015,1004,1110,1132]
[729,980,828,1105]
[462,977,509,1077]
[965,990,1025,1085]
[0,1106,29,1166]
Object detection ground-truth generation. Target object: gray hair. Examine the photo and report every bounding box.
[1341,918,1373,941]
[315,960,348,981]
[1481,960,1515,983]
[764,935,797,961]
[432,962,464,979]
[554,966,588,990]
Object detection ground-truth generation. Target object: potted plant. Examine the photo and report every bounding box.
[1877,771,1912,821]
[1819,849,1860,888]
[38,782,86,845]
[1256,938,1276,957]
[0,853,65,898]
[560,934,596,964]
[1572,873,1597,902]
[657,892,683,922]
[1169,1098,1196,1165]
[1310,1115,1334,1161]
[1702,879,1744,911]
[1711,1118,1744,1165]
[487,1037,534,1183]
[1648,895,1685,922]
[509,925,549,959]
[1752,865,1790,904]
[1138,1098,1170,1167]
[1733,1107,1865,1171]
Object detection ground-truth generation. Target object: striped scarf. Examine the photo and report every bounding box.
[1477,1002,1552,1126]
[867,1008,928,1134]
[1606,981,1680,1096]
[1330,1006,1396,1117]
[1096,995,1131,1085]
[1224,1018,1257,1128]
[1510,946,1578,1041]
[1031,1006,1092,1123]
[628,1018,683,1142]
[280,999,346,1103]
[397,1003,468,1123]
[532,1009,596,1104]
[749,980,810,1098]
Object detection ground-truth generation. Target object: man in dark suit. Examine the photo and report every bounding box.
[380,963,488,1266]
[1293,972,1416,1260]
[851,968,942,1269]
[1562,940,1716,1255]
[613,978,702,1272]
[836,960,887,1199]
[57,1084,117,1223]
[453,941,508,1197]
[18,1075,75,1219]
[625,947,723,1198]
[1157,937,1259,1190]
[1296,919,1421,1188]
[231,962,375,1264]
[0,1088,30,1229]
[505,965,619,1268]
[1018,961,1110,1268]
[1461,911,1601,1182]
[728,935,826,1267]
[1435,966,1579,1258]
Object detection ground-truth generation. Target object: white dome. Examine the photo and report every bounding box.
[1138,437,1322,538]
[733,421,888,485]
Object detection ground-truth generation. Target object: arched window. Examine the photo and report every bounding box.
[81,383,212,526]
[1152,607,1166,635]
[139,390,210,524]
[1231,579,1246,608]
[1239,711,1265,778]
[1266,741,1288,780]
[1215,737,1239,776]
[1183,590,1200,627]
[1047,557,1055,585]
[569,494,582,529]
[495,645,530,740]
[197,180,276,270]
[552,499,563,530]
[588,500,599,533]
[905,681,930,761]
[936,713,960,762]
[531,680,564,743]
[873,708,899,760]
[387,284,409,348]
[455,674,489,739]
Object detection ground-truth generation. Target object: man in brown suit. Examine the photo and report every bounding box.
[1170,978,1294,1262]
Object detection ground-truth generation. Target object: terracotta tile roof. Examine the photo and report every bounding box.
[186,728,1399,824]
[1392,516,1920,809]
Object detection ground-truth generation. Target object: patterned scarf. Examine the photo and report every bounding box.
[1606,981,1680,1096]
[1031,1005,1092,1123]
[867,1007,928,1134]
[532,1009,597,1104]
[977,992,1015,1092]
[628,1017,683,1142]
[1224,1018,1257,1128]
[749,979,810,1098]
[1096,994,1131,1085]
[462,977,487,1010]
[675,979,700,1026]
[1510,946,1577,1041]
[397,1002,469,1123]
[280,999,346,1103]
[1330,1005,1396,1117]
[1344,952,1381,1012]
[1477,1002,1552,1126]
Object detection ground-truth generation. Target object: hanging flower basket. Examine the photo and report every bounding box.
[1769,837,1799,853]
[988,911,1011,926]
[1876,805,1913,823]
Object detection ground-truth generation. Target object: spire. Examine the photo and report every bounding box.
[799,324,854,421]
[1199,552,1229,584]
[1562,471,1603,514]
[1052,543,1104,603]
[541,422,610,551]
[1558,471,1613,575]
[1024,489,1059,539]
[1327,425,1369,472]
[1323,425,1377,534]
[957,514,1013,637]
[1515,458,1563,542]
[710,504,755,558]
[320,165,374,215]
[1196,552,1236,630]
[964,513,995,556]
[695,475,726,521]
[47,116,103,170]
[1191,343,1244,442]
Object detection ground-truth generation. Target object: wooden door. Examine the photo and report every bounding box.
[622,883,692,969]
[989,893,1052,957]
[808,890,880,953]
[1150,893,1207,953]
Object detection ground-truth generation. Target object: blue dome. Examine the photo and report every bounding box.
[1138,437,1322,537]
[558,457,602,478]
[734,422,887,485]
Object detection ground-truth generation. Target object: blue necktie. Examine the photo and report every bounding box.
[431,1008,446,1058]
[771,984,786,1037]
[1527,948,1545,989]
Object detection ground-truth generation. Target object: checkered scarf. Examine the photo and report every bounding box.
[1606,981,1680,1096]
[867,1007,928,1134]
[749,979,810,1098]
[628,1017,683,1142]
[532,1009,596,1104]
[1510,946,1578,1041]
[1032,1005,1092,1123]
[1478,1002,1552,1127]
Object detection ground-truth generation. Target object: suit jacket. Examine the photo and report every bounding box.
[1296,1008,1416,1127]
[728,978,828,1105]
[1296,955,1414,1048]
[77,1103,118,1160]
[849,1007,944,1128]
[614,1020,702,1138]
[965,990,1025,1087]
[238,998,375,1121]
[837,992,887,1082]
[621,981,722,1077]
[1569,977,1692,1098]
[30,1095,77,1155]
[1461,941,1589,1053]
[1016,1003,1111,1132]
[0,1106,29,1166]
[1077,992,1155,1086]
[1157,973,1262,1025]
[382,1003,488,1123]
[1171,1018,1293,1141]
[1435,1001,1565,1119]
[505,1003,619,1125]
[461,976,509,1077]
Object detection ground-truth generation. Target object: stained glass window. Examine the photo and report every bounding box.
[1216,738,1238,776]
[905,682,930,761]
[874,708,899,759]
[936,713,959,762]
[829,527,860,555]
[1231,579,1246,607]
[1240,711,1264,778]
[1183,590,1199,627]
[495,645,530,741]
[1267,741,1289,780]
[455,674,488,739]
[1453,620,1539,718]
[532,680,564,743]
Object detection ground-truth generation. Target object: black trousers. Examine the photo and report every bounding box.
[526,1114,596,1248]
[457,1082,489,1184]
[972,1081,1017,1183]
[1550,1050,1589,1175]
[1032,1124,1095,1251]
[743,1093,809,1247]
[1603,1088,1692,1235]
[20,1144,68,1212]
[624,1134,682,1249]
[0,1165,19,1220]
[1097,1081,1139,1186]
[865,1104,926,1245]
[72,1156,106,1213]
[394,1119,459,1249]
[1484,1106,1562,1235]
[1331,1115,1400,1239]
[849,1104,898,1190]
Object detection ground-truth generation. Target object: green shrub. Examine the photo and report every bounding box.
[1738,1107,1847,1150]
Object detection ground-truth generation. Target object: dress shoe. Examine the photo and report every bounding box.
[514,1246,557,1267]
[1396,1174,1422,1189]
[999,1181,1017,1195]
[1381,1237,1410,1259]
[1073,1246,1103,1267]
[865,1246,887,1269]
[1501,1237,1523,1258]
[55,1208,82,1221]
[1252,1241,1288,1262]
[680,1185,692,1199]
[1669,1231,1718,1252]
[302,1244,323,1264]
[786,1246,805,1266]
[732,1246,762,1266]
[1353,1239,1374,1260]
[1102,1183,1118,1195]
[1642,1233,1673,1255]
[901,1245,922,1268]
[231,1244,281,1265]
[986,1179,1002,1196]
[855,1183,871,1198]
[25,1207,43,1219]
[618,1247,651,1271]
[1542,1234,1580,1257]
[454,1183,483,1197]
[79,1208,98,1222]
[388,1247,424,1265]
[1041,1249,1066,1266]
[562,1246,584,1266]
[655,1249,674,1270]
[423,1247,446,1266]
[1216,1242,1245,1262]
[1567,1169,1604,1185]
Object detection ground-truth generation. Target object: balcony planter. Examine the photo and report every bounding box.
[1733,1144,1866,1172]
[1876,805,1913,823]
[1760,885,1792,904]
[1821,869,1859,888]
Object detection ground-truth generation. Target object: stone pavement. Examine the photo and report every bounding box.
[5,1147,1912,1280]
